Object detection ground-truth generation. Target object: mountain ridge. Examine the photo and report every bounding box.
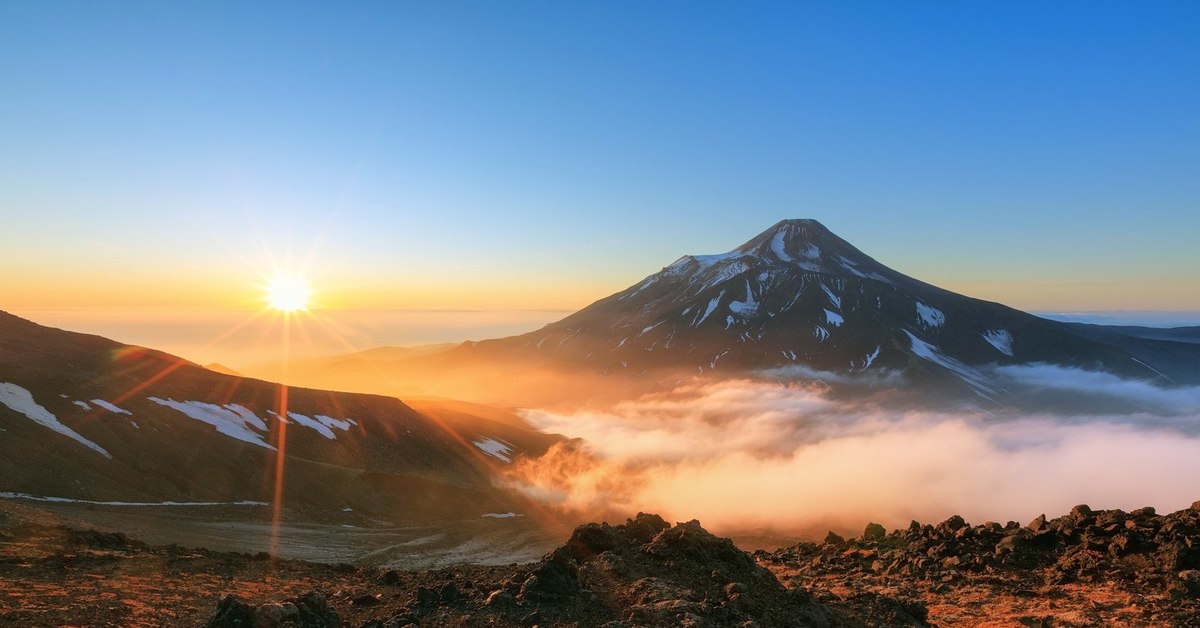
[447,219,1196,397]
[0,309,557,517]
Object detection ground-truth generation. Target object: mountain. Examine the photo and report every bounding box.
[271,219,1198,406]
[445,220,1199,396]
[0,311,558,519]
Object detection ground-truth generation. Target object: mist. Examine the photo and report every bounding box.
[508,366,1200,539]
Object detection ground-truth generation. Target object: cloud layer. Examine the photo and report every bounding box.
[509,366,1200,539]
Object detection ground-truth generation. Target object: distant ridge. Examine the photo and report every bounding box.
[203,363,243,377]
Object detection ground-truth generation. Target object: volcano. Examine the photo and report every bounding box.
[437,219,1199,401]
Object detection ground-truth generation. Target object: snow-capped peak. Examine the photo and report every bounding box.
[656,219,896,284]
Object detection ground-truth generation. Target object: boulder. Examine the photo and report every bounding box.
[204,594,255,628]
[862,522,887,542]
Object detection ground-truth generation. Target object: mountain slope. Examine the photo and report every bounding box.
[449,219,1193,396]
[0,311,558,519]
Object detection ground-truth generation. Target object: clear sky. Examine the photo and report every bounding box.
[3,2,1199,362]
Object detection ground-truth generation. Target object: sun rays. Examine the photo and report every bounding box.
[266,276,311,312]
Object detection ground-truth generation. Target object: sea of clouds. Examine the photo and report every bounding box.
[506,365,1200,538]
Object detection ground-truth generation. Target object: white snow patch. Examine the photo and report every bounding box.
[728,280,759,317]
[859,346,881,370]
[624,274,660,299]
[473,437,514,463]
[287,412,337,440]
[1130,357,1171,381]
[982,329,1014,357]
[903,331,998,397]
[694,290,725,326]
[148,397,275,450]
[820,284,842,309]
[824,309,844,327]
[73,400,93,411]
[689,251,742,270]
[90,399,131,415]
[482,512,523,519]
[813,326,830,342]
[224,404,267,431]
[0,383,111,458]
[724,315,735,330]
[0,492,266,507]
[316,415,354,432]
[769,229,793,262]
[916,302,946,328]
[698,258,753,291]
[710,349,730,369]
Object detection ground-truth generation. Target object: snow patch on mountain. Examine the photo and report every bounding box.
[224,404,267,431]
[903,331,997,397]
[865,346,881,367]
[824,309,844,327]
[769,229,794,262]
[91,399,131,415]
[73,400,92,411]
[694,290,725,326]
[728,281,759,317]
[711,349,730,369]
[820,283,842,309]
[916,302,945,328]
[316,414,355,432]
[857,346,881,370]
[689,251,741,271]
[639,321,663,336]
[148,397,275,450]
[287,411,338,440]
[982,329,1014,357]
[0,492,266,507]
[0,382,112,458]
[473,437,514,463]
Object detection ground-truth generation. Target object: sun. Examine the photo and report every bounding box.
[266,276,310,312]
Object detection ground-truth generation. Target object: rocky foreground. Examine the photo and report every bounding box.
[762,502,1200,627]
[2,503,1200,626]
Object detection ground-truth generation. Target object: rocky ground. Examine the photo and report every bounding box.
[761,502,1200,627]
[2,502,1199,627]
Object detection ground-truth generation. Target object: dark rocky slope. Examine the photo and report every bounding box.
[762,502,1200,626]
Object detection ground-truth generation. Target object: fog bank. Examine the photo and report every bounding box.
[509,367,1200,537]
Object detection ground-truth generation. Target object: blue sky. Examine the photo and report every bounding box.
[2,1,1198,316]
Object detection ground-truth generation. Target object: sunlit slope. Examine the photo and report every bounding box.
[0,311,559,521]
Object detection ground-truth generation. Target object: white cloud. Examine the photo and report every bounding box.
[509,369,1200,537]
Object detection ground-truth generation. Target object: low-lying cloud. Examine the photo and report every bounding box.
[508,365,1200,539]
